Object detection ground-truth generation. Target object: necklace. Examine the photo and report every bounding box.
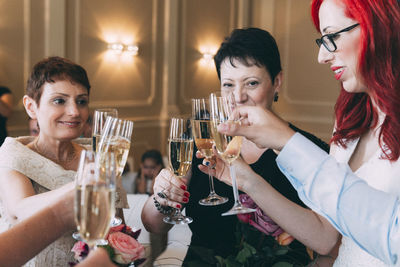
[33,139,77,165]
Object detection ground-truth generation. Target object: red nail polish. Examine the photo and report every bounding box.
[183,197,188,202]
[180,185,187,190]
[176,204,182,209]
[184,192,190,197]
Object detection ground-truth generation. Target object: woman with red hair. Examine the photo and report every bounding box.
[204,0,400,266]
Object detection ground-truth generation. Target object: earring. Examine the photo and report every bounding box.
[273,92,279,102]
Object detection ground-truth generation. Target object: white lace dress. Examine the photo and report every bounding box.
[0,136,129,267]
[331,138,400,266]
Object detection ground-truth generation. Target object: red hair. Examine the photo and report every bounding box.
[311,0,400,161]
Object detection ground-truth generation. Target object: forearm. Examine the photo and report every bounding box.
[243,174,339,254]
[141,196,173,234]
[10,182,74,222]
[276,133,400,264]
[0,198,72,266]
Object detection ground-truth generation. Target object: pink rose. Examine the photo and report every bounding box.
[237,194,256,224]
[108,224,127,236]
[108,232,145,264]
[71,241,88,261]
[108,224,141,240]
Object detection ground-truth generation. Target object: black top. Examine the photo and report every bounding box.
[183,124,329,264]
[0,86,11,146]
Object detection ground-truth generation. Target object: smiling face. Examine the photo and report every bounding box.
[220,58,282,110]
[317,0,367,94]
[25,80,89,141]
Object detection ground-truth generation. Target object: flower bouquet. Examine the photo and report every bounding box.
[185,194,312,267]
[71,224,146,266]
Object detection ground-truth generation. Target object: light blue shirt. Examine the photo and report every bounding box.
[276,133,400,265]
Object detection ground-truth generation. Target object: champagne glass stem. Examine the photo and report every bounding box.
[208,164,216,195]
[221,164,256,216]
[229,164,241,207]
[198,160,228,206]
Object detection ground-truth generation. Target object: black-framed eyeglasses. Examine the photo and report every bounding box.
[315,23,359,52]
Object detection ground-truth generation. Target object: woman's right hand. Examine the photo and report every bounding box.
[152,168,190,209]
[218,106,295,151]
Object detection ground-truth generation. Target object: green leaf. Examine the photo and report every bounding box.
[236,242,257,263]
[236,248,251,263]
[274,246,289,256]
[272,262,293,267]
[243,242,257,254]
[215,255,226,267]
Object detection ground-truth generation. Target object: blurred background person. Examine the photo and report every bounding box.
[0,85,13,146]
[135,149,164,195]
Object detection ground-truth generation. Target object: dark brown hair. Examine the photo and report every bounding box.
[26,56,91,105]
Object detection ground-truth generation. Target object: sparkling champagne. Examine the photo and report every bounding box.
[211,120,242,164]
[92,134,101,152]
[100,137,131,177]
[75,185,115,245]
[168,139,193,177]
[192,120,214,158]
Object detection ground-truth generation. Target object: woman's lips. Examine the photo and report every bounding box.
[59,121,80,127]
[332,66,344,80]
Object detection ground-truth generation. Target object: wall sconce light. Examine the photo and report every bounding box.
[202,52,214,60]
[108,43,139,56]
[199,49,216,67]
[108,43,124,54]
[125,45,139,56]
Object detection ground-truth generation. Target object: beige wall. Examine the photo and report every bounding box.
[1,0,339,169]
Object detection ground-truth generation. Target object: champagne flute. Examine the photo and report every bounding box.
[163,117,194,224]
[98,116,134,226]
[74,150,116,249]
[210,92,256,216]
[191,98,228,206]
[92,108,118,152]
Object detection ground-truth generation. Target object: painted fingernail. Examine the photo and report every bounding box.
[184,192,190,197]
[205,161,210,166]
[180,185,187,190]
[176,204,182,209]
[183,197,189,203]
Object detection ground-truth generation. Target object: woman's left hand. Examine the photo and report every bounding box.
[196,149,259,193]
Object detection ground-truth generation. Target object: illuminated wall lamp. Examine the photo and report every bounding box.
[108,43,139,56]
[108,43,124,54]
[202,52,214,60]
[125,45,139,56]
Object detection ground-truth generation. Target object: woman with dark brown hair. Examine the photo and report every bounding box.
[0,56,128,266]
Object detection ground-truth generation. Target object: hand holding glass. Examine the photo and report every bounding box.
[192,98,228,206]
[210,92,256,216]
[74,150,116,249]
[163,117,194,225]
